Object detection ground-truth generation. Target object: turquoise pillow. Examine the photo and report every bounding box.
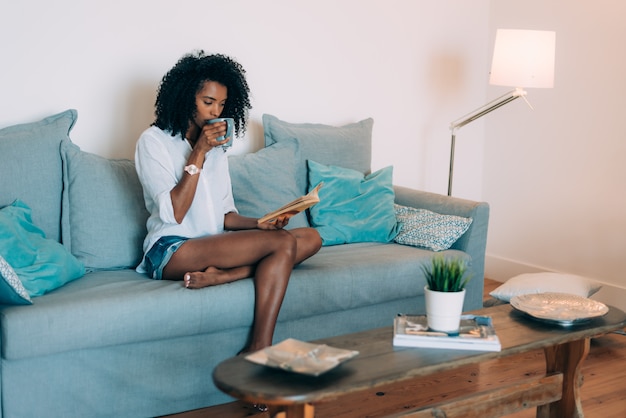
[263,114,373,195]
[0,200,85,298]
[229,138,308,229]
[307,160,400,246]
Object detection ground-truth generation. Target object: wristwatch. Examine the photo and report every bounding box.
[184,164,201,176]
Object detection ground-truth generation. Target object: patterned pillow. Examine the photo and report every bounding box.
[393,204,472,251]
[0,254,32,305]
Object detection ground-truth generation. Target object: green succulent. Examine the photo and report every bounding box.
[423,255,471,292]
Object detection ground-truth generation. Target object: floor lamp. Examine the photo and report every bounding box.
[447,29,556,196]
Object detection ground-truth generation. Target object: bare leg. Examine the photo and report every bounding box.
[163,228,307,350]
[165,227,321,288]
[247,239,295,351]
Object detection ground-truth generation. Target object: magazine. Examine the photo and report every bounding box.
[393,314,501,352]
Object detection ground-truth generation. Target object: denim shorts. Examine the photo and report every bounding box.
[144,235,188,280]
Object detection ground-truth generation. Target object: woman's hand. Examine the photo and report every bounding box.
[257,214,291,230]
[195,120,230,152]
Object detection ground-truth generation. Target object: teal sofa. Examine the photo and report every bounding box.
[0,110,489,417]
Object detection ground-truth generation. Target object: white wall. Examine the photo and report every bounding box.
[485,0,626,308]
[0,0,489,197]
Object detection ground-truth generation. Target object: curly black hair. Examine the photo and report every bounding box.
[153,50,251,140]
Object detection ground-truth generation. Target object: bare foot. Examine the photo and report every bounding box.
[183,265,254,289]
[183,266,228,288]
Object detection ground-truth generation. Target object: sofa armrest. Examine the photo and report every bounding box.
[393,185,490,310]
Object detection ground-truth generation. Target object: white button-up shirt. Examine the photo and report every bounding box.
[134,126,237,273]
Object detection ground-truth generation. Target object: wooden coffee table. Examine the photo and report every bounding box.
[213,304,626,418]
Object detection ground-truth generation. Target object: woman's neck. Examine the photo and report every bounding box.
[185,125,199,145]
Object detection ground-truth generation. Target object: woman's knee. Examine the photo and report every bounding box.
[299,228,322,251]
[308,228,322,248]
[269,229,298,256]
[289,228,321,263]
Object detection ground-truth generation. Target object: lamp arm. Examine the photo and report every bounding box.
[450,88,528,133]
[447,87,530,196]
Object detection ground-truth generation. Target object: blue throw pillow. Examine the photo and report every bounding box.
[229,138,308,229]
[263,114,373,195]
[0,200,85,298]
[307,160,400,246]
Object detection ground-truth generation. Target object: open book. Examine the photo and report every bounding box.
[257,182,323,224]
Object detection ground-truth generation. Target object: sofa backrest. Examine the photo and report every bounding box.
[2,111,378,271]
[0,110,77,243]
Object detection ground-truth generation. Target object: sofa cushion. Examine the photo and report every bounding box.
[0,200,84,298]
[0,243,469,360]
[262,114,373,195]
[61,141,149,270]
[0,269,259,359]
[229,138,308,229]
[393,204,473,251]
[0,109,77,242]
[278,244,470,319]
[307,160,399,246]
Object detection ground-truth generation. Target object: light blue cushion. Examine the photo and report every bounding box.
[263,114,373,195]
[229,138,308,229]
[0,109,77,242]
[0,200,85,297]
[60,141,149,270]
[307,160,399,246]
[393,204,472,251]
[0,254,32,305]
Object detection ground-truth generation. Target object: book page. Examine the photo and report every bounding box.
[257,182,323,224]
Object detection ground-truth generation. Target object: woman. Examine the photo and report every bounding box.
[135,51,322,353]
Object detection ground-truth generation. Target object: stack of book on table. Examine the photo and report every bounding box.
[393,314,502,352]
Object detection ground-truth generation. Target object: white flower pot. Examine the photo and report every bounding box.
[424,286,466,333]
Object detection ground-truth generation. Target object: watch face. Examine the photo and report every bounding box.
[185,164,200,175]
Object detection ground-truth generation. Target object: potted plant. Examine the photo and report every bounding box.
[422,255,472,333]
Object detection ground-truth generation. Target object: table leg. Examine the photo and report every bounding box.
[537,338,590,418]
[270,403,315,418]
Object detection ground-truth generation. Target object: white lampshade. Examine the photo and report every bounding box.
[489,29,555,89]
